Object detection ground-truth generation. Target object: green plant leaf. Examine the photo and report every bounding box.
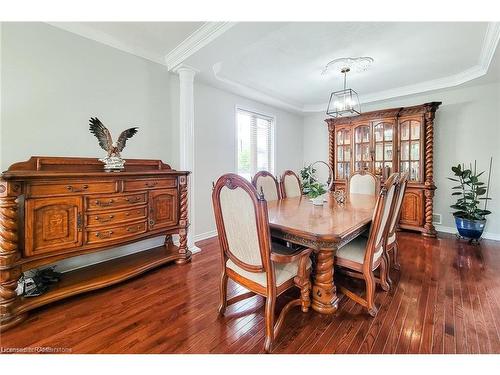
[476,187,487,195]
[477,210,492,216]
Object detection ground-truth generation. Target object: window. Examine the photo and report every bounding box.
[236,108,275,181]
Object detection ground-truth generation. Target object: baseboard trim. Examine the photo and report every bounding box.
[57,236,166,273]
[194,230,217,242]
[435,224,500,242]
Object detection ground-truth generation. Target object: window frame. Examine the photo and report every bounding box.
[234,105,277,179]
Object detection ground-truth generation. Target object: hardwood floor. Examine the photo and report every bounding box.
[1,232,499,354]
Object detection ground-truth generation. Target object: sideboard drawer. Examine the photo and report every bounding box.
[123,178,177,192]
[29,181,117,197]
[86,193,147,211]
[86,206,147,227]
[86,221,147,245]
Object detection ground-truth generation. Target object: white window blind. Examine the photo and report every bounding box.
[236,108,274,180]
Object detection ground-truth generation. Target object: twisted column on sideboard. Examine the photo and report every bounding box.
[0,181,23,330]
[423,106,437,236]
[176,175,190,261]
[328,123,335,191]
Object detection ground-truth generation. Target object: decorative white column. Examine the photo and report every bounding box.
[174,65,200,253]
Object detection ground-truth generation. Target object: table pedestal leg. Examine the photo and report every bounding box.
[311,249,339,314]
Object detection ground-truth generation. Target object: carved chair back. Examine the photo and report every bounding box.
[363,173,399,267]
[348,170,380,196]
[252,171,280,201]
[387,172,409,242]
[212,174,275,282]
[280,170,302,198]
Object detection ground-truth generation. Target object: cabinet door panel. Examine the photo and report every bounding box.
[149,189,178,230]
[399,190,423,227]
[25,197,83,256]
[399,118,424,183]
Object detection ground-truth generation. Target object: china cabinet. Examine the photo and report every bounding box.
[326,102,441,236]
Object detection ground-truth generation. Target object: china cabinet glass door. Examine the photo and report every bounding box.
[354,124,371,172]
[399,119,422,182]
[336,128,351,180]
[373,122,394,178]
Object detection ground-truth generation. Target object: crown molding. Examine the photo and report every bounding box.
[302,64,490,112]
[165,22,236,71]
[46,21,237,70]
[216,22,500,114]
[46,22,165,65]
[480,21,500,71]
[212,62,304,114]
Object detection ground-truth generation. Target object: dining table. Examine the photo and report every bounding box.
[267,192,377,314]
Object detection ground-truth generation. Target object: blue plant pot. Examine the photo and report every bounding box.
[454,216,486,239]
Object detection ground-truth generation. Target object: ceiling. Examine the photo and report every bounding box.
[49,21,500,113]
[49,21,205,64]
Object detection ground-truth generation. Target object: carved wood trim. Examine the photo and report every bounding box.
[176,175,190,261]
[326,102,441,236]
[423,103,439,236]
[0,157,190,331]
[0,180,23,329]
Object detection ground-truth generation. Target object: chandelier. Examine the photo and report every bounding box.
[324,57,373,118]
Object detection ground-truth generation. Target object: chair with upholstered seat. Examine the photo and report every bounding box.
[334,173,399,317]
[252,170,280,201]
[280,170,302,198]
[386,172,409,271]
[348,170,380,196]
[212,173,312,353]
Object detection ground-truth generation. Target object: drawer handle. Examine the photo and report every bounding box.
[125,196,142,203]
[125,210,142,217]
[95,199,114,207]
[145,181,159,188]
[95,231,113,239]
[67,184,89,193]
[95,215,114,223]
[127,225,142,233]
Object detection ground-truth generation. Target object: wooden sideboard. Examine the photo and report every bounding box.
[326,102,441,236]
[0,156,191,331]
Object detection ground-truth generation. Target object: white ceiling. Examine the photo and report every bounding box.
[49,21,204,64]
[48,21,500,113]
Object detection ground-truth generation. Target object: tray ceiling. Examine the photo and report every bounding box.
[48,21,500,113]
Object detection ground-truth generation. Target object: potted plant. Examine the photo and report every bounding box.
[300,164,316,195]
[308,181,327,206]
[448,159,493,241]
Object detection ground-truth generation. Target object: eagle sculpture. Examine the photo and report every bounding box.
[89,117,138,171]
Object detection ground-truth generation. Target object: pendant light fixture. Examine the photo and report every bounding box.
[323,57,373,118]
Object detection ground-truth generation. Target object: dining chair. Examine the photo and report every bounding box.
[347,170,380,196]
[212,173,312,353]
[385,172,409,271]
[252,171,280,201]
[334,173,399,317]
[280,170,303,198]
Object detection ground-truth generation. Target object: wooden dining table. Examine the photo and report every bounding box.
[267,192,377,314]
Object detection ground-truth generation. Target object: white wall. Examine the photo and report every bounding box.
[188,79,304,237]
[303,80,500,238]
[1,23,173,170]
[0,22,175,271]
